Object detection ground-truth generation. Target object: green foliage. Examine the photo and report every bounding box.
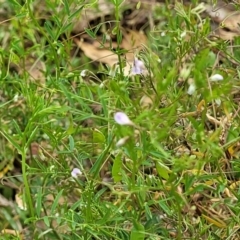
[1,0,240,239]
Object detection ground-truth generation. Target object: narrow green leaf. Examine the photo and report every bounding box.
[8,0,22,7]
[93,129,106,144]
[25,126,39,149]
[60,22,73,34]
[66,116,75,135]
[43,216,50,227]
[0,99,13,108]
[63,0,70,15]
[12,120,23,137]
[155,161,170,180]
[144,203,152,219]
[102,33,106,45]
[37,105,68,116]
[112,153,122,182]
[34,159,47,171]
[0,158,8,171]
[94,23,102,35]
[0,130,22,153]
[15,12,27,19]
[44,21,55,40]
[130,221,145,240]
[51,189,64,215]
[84,28,96,39]
[90,139,113,178]
[36,187,42,217]
[68,7,84,22]
[52,15,61,28]
[117,30,123,45]
[158,200,172,215]
[11,39,24,55]
[194,48,210,71]
[69,135,75,151]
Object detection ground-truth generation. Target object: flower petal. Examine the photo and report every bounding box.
[215,98,221,106]
[209,74,223,82]
[187,83,196,95]
[114,112,133,125]
[131,58,145,75]
[71,168,82,178]
[116,136,129,147]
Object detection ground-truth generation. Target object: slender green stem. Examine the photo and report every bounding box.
[114,0,124,76]
[22,148,34,217]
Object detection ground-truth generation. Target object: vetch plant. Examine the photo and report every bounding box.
[1,0,240,239]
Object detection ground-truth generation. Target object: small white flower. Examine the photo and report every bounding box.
[116,136,129,147]
[131,58,145,75]
[13,94,19,102]
[209,74,223,82]
[180,31,186,38]
[215,98,221,106]
[49,165,55,171]
[114,112,134,125]
[180,67,191,80]
[71,168,82,179]
[99,82,105,88]
[80,70,88,77]
[187,83,196,95]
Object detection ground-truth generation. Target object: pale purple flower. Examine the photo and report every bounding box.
[114,112,133,125]
[209,74,223,82]
[131,58,145,75]
[71,168,82,178]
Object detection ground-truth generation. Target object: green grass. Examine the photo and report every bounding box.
[1,0,240,239]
